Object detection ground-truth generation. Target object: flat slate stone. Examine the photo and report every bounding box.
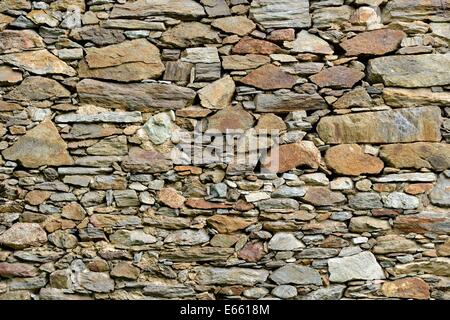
[250,0,311,29]
[0,30,44,53]
[328,251,385,282]
[340,29,406,56]
[55,112,142,123]
[110,0,206,19]
[255,92,327,113]
[383,0,450,23]
[4,76,70,101]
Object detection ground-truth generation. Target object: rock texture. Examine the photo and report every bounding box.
[0,0,448,302]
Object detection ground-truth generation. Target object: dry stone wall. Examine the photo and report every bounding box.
[0,0,449,300]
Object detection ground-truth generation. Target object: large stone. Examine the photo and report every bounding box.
[222,55,270,70]
[317,107,442,144]
[158,187,186,209]
[325,144,384,176]
[0,223,47,250]
[429,174,450,207]
[431,22,450,41]
[4,76,70,101]
[303,187,346,207]
[232,37,282,55]
[0,65,22,85]
[240,64,297,90]
[70,26,125,46]
[113,190,139,207]
[382,278,430,300]
[0,30,44,53]
[207,106,254,132]
[383,0,450,22]
[194,267,269,286]
[161,22,220,48]
[383,192,420,209]
[1,50,76,76]
[143,112,173,145]
[340,29,406,56]
[261,141,321,173]
[78,272,114,293]
[2,119,73,168]
[380,143,450,171]
[394,211,450,234]
[268,233,305,251]
[110,230,157,246]
[165,229,209,245]
[383,88,450,108]
[249,0,311,29]
[310,66,364,89]
[0,0,31,12]
[211,16,256,36]
[285,30,334,55]
[373,235,418,254]
[56,112,142,124]
[255,92,327,113]
[367,54,450,87]
[391,258,450,277]
[270,264,322,285]
[198,75,235,109]
[313,5,355,29]
[180,47,220,64]
[349,216,391,233]
[86,136,127,156]
[333,87,372,109]
[110,0,206,19]
[207,215,255,234]
[79,39,164,82]
[328,251,385,283]
[0,263,38,278]
[349,193,382,209]
[77,79,195,111]
[122,147,173,173]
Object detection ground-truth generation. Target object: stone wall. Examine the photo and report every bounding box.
[0,0,449,300]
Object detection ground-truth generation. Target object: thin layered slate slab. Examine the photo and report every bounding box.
[383,0,450,22]
[77,79,196,111]
[110,0,206,19]
[317,106,442,144]
[250,0,311,29]
[255,92,327,112]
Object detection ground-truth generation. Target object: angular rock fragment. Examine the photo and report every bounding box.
[328,251,385,282]
[0,30,44,53]
[255,92,327,113]
[429,174,450,207]
[286,30,333,55]
[383,88,450,108]
[110,0,206,19]
[222,54,270,70]
[0,223,47,250]
[194,267,269,286]
[232,37,283,55]
[211,16,256,36]
[250,0,311,29]
[198,75,235,109]
[4,76,70,101]
[161,22,220,48]
[270,264,322,285]
[310,66,364,88]
[382,278,430,300]
[240,64,297,90]
[383,0,450,23]
[340,29,406,56]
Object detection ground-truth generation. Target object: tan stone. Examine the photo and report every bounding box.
[383,88,450,108]
[373,235,418,254]
[0,30,44,54]
[198,75,235,110]
[255,114,287,132]
[332,87,372,109]
[437,239,450,257]
[261,141,321,173]
[341,29,405,56]
[2,119,74,168]
[211,16,256,36]
[240,64,297,90]
[110,0,206,19]
[207,106,254,132]
[0,223,47,249]
[222,54,270,70]
[185,198,231,209]
[158,187,186,209]
[207,215,255,234]
[382,278,430,300]
[310,66,364,89]
[232,36,282,55]
[161,22,220,48]
[25,190,52,206]
[325,144,384,176]
[404,183,434,195]
[302,187,346,207]
[4,76,70,101]
[394,212,450,235]
[0,65,22,85]
[61,203,86,221]
[0,0,31,12]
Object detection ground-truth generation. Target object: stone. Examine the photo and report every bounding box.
[91,176,127,190]
[0,263,38,278]
[161,22,220,48]
[325,144,384,176]
[212,16,256,36]
[222,54,270,70]
[349,193,383,209]
[272,285,297,299]
[78,272,114,293]
[194,267,269,286]
[240,64,297,90]
[368,54,450,87]
[185,198,231,209]
[181,48,220,64]
[1,50,76,76]
[86,136,127,156]
[100,19,165,31]
[310,66,364,89]
[79,39,164,82]
[207,215,255,234]
[90,214,140,228]
[161,247,233,262]
[384,192,419,209]
[382,278,430,300]
[383,0,450,23]
[268,233,305,251]
[77,79,196,111]
[56,112,142,124]
[0,65,22,85]
[430,174,450,207]
[110,262,139,280]
[0,30,44,54]
[286,30,334,55]
[273,186,307,199]
[394,211,450,235]
[373,235,418,254]
[431,23,450,41]
[270,264,322,285]
[0,223,47,249]
[122,147,173,173]
[372,173,436,183]
[114,190,139,207]
[256,114,287,132]
[302,285,346,300]
[250,0,311,29]
[238,242,265,262]
[341,29,406,56]
[158,187,186,209]
[255,92,327,113]
[207,106,254,132]
[437,239,450,257]
[61,203,86,221]
[232,37,282,55]
[143,112,173,145]
[198,75,235,109]
[110,230,156,246]
[0,0,31,12]
[392,258,450,277]
[110,0,206,19]
[4,76,70,101]
[261,141,321,173]
[328,251,385,283]
[2,119,73,168]
[317,107,442,144]
[380,143,450,171]
[25,190,52,206]
[333,87,372,109]
[70,26,125,46]
[165,229,209,246]
[163,61,193,82]
[349,216,391,232]
[143,284,195,299]
[383,88,450,108]
[48,230,78,249]
[303,187,346,207]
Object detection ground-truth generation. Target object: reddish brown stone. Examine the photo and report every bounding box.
[0,262,38,278]
[174,166,202,175]
[404,183,434,195]
[185,198,231,209]
[341,29,406,56]
[394,212,449,234]
[372,208,401,217]
[207,215,255,234]
[324,144,384,176]
[234,199,255,212]
[261,141,321,173]
[239,64,297,90]
[207,106,254,132]
[382,278,430,300]
[268,29,295,41]
[373,183,398,193]
[232,36,282,55]
[158,187,186,209]
[25,190,52,205]
[238,242,265,262]
[310,66,364,89]
[302,187,346,206]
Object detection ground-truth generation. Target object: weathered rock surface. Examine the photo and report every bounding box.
[240,64,297,90]
[250,0,311,29]
[0,223,47,249]
[328,252,385,282]
[310,66,364,88]
[341,29,406,56]
[4,76,70,101]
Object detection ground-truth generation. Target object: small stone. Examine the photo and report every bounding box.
[207,215,255,234]
[328,251,385,283]
[349,216,391,232]
[285,30,333,55]
[113,190,139,207]
[207,106,254,132]
[165,229,209,246]
[429,174,450,207]
[373,235,418,254]
[268,233,305,251]
[161,22,220,48]
[0,66,22,85]
[255,92,327,113]
[25,190,52,206]
[78,272,114,293]
[240,64,297,90]
[194,267,269,286]
[232,36,282,55]
[180,47,220,64]
[211,16,256,36]
[198,75,235,109]
[143,112,173,145]
[48,230,78,249]
[61,203,86,221]
[110,262,140,280]
[310,66,364,89]
[222,54,270,70]
[383,192,419,209]
[270,264,322,285]
[86,136,127,156]
[158,187,186,209]
[0,263,38,278]
[333,87,372,109]
[303,187,346,206]
[238,242,265,262]
[272,285,297,299]
[250,0,311,29]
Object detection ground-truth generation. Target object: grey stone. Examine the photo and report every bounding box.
[272,285,297,299]
[301,285,346,300]
[270,264,322,285]
[372,173,437,183]
[255,92,327,113]
[256,198,299,212]
[78,272,114,293]
[430,174,450,207]
[194,267,269,286]
[272,186,307,199]
[383,192,420,209]
[328,251,385,283]
[349,193,383,209]
[143,112,173,145]
[164,229,210,246]
[55,112,142,123]
[296,248,339,259]
[113,190,139,207]
[250,0,311,29]
[268,233,305,251]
